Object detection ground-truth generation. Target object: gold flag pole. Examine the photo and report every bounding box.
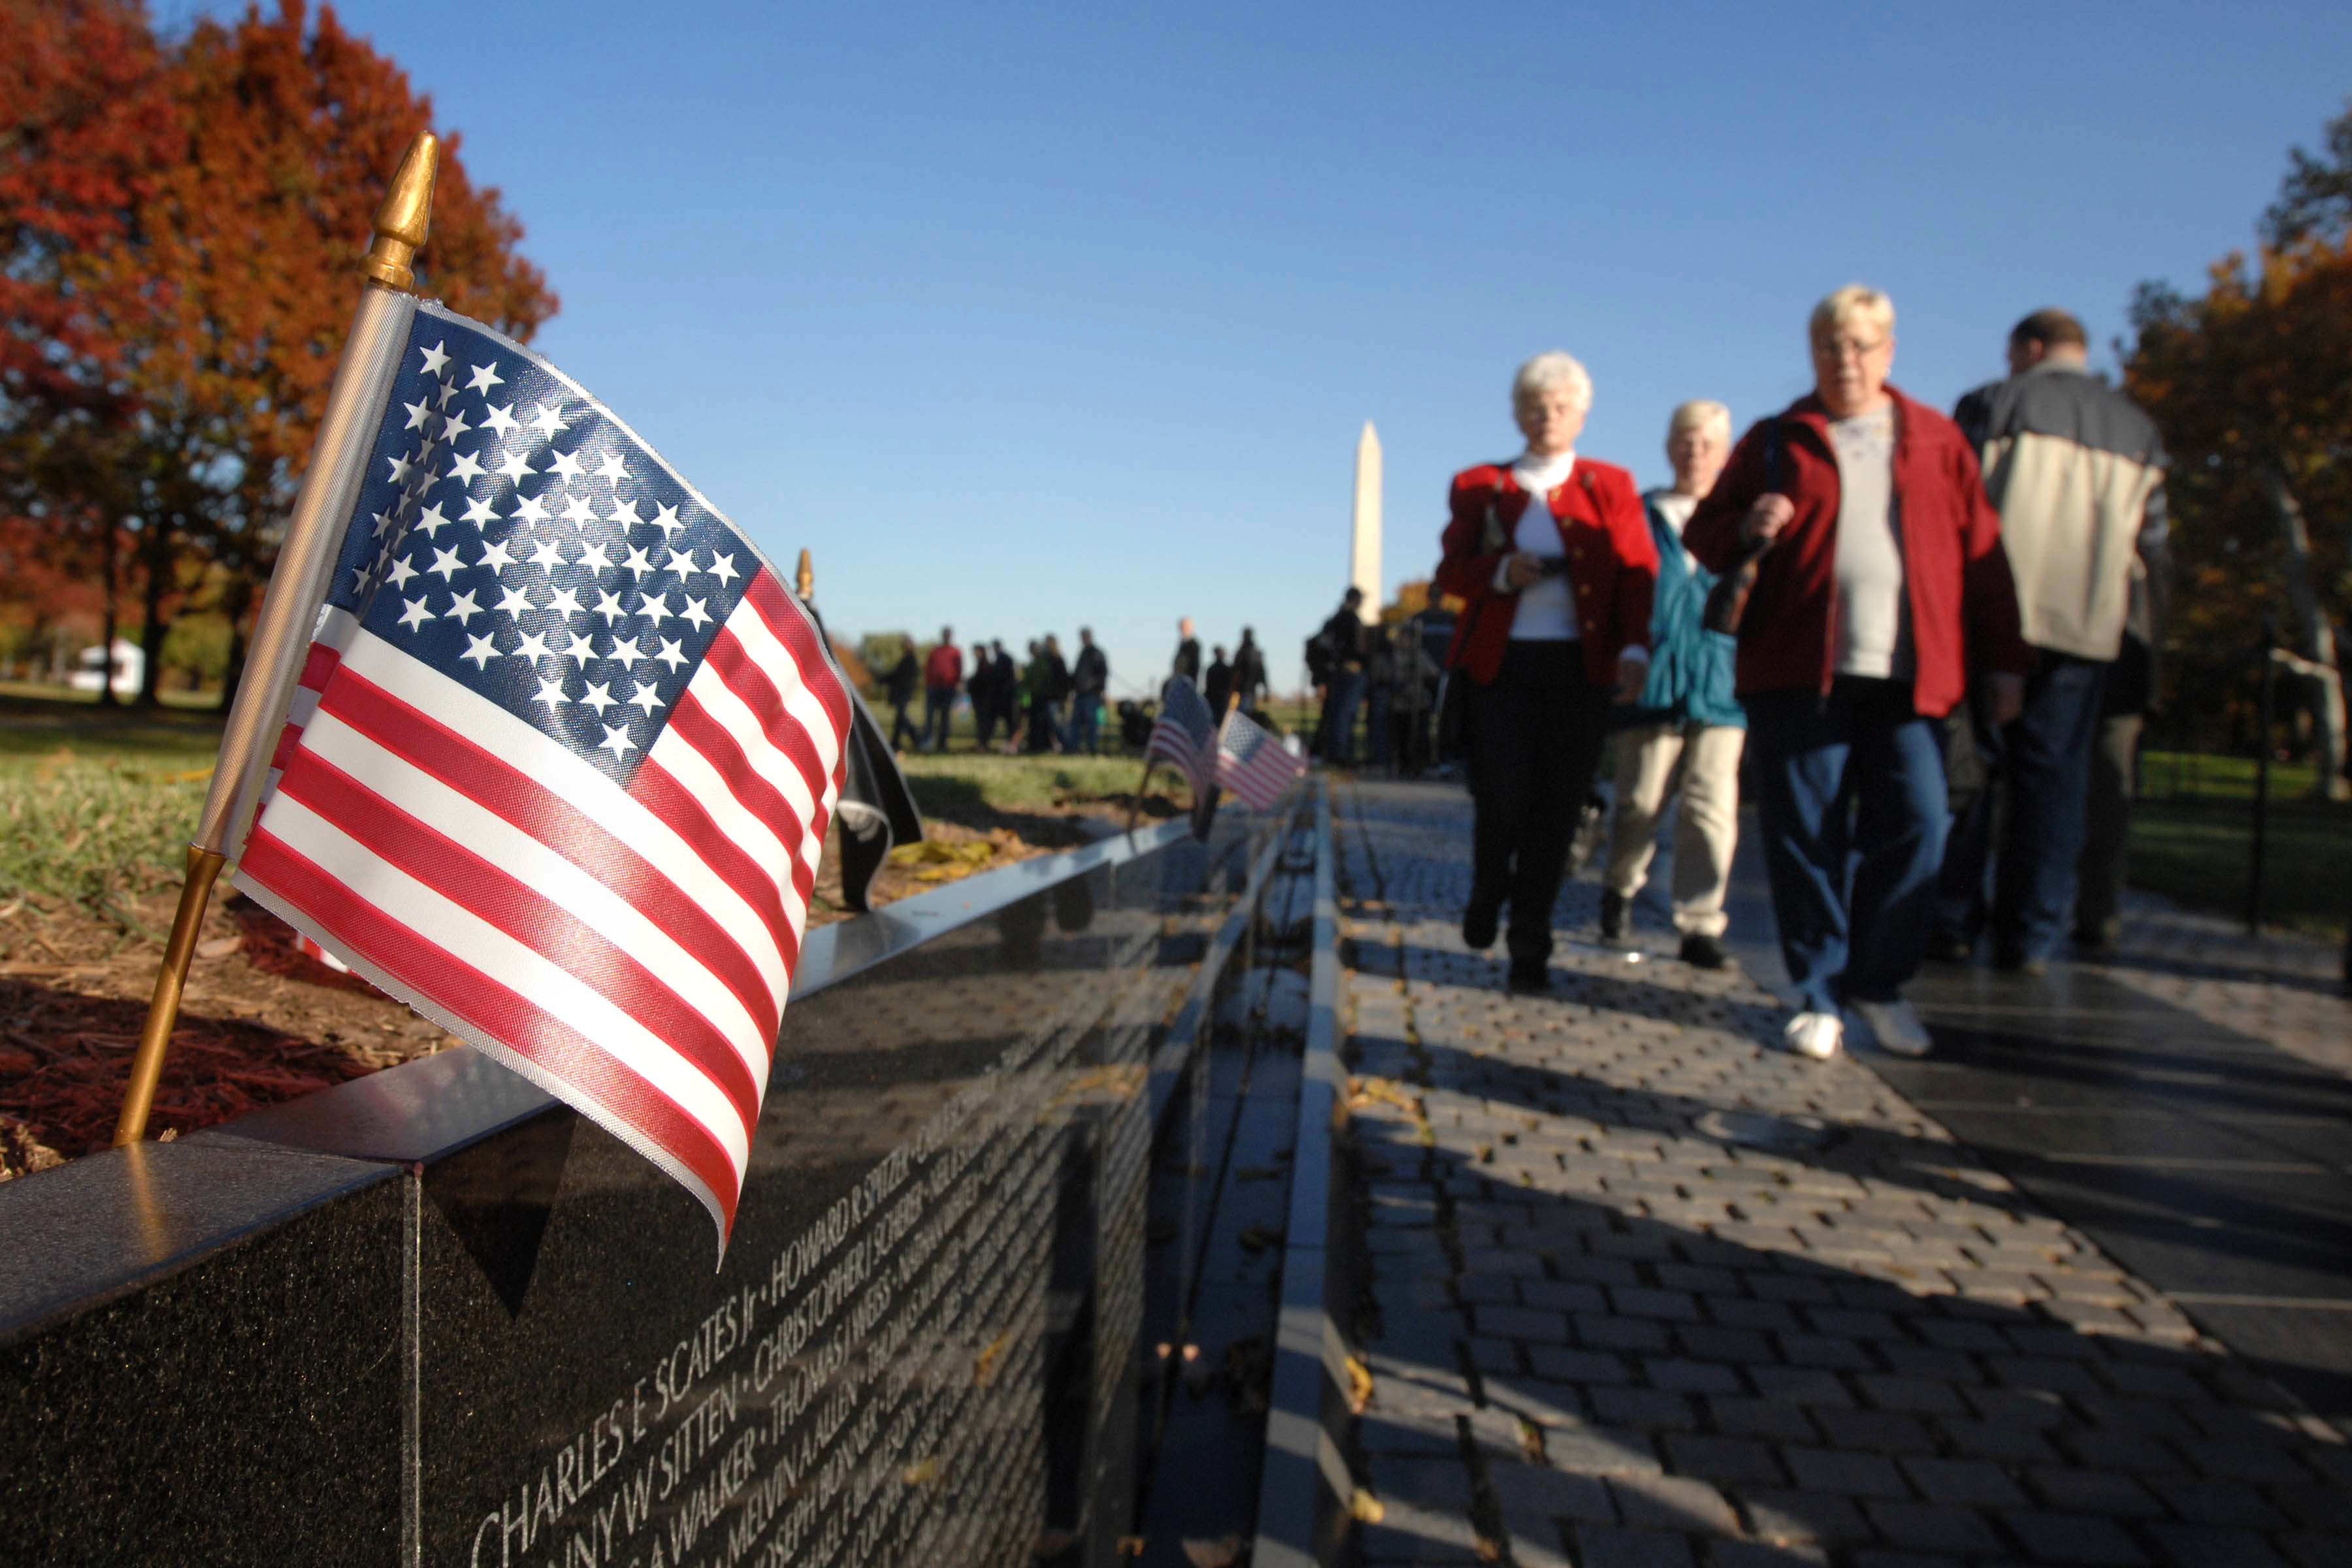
[114,132,440,1147]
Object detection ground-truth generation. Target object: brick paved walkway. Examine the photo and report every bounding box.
[1334,779,2352,1567]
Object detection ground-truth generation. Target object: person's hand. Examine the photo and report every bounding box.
[1742,494,1794,547]
[1501,551,1543,590]
[1614,652,1649,704]
[1987,672,2024,727]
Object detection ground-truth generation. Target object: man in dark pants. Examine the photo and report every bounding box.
[1935,309,2170,972]
[969,639,1001,751]
[1204,645,1233,719]
[1070,627,1109,755]
[1232,627,1267,716]
[1316,589,1368,766]
[2074,589,2155,949]
[1171,618,1201,683]
[886,644,922,751]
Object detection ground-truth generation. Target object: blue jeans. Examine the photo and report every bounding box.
[1070,693,1102,755]
[1323,670,1364,766]
[923,688,955,751]
[1936,651,2110,960]
[1748,679,1950,1013]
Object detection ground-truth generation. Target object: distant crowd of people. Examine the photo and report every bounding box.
[881,619,1272,757]
[1430,287,2167,1068]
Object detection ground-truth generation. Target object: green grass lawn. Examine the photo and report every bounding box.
[893,751,1148,816]
[2126,796,2349,938]
[3,684,2338,941]
[2139,748,2330,802]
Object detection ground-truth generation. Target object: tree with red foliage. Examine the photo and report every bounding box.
[1,0,557,706]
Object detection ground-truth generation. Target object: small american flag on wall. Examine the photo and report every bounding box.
[1213,708,1305,810]
[1143,676,1217,799]
[233,301,848,1250]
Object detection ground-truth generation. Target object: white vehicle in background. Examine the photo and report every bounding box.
[67,640,143,697]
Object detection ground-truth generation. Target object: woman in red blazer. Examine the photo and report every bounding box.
[1436,351,1657,990]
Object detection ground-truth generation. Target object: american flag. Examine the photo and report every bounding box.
[1213,708,1306,810]
[1143,676,1216,798]
[233,301,848,1248]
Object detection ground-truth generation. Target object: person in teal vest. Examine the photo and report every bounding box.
[1601,400,1747,969]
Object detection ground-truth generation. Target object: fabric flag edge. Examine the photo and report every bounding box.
[233,868,738,1259]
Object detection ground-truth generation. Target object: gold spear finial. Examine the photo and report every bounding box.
[361,131,440,292]
[795,548,815,600]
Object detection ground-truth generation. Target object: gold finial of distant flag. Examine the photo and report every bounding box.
[114,131,442,1147]
[795,547,815,602]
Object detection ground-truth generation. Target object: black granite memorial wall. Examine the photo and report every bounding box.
[0,815,1264,1568]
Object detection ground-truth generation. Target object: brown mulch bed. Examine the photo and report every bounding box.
[0,789,1177,1180]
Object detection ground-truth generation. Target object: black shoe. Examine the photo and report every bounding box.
[1993,947,2050,977]
[1598,890,1629,942]
[1925,934,1974,964]
[1507,957,1549,992]
[1462,901,1499,952]
[1678,933,1728,970]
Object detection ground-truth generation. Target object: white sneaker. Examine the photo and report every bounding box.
[1783,1011,1843,1060]
[1850,997,1933,1058]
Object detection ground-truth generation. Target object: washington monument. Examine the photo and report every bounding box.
[1350,421,1381,623]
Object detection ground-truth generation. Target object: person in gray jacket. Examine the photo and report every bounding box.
[1935,308,2171,972]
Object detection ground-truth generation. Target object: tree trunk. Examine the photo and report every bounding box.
[96,515,120,709]
[135,513,174,710]
[2261,467,2350,800]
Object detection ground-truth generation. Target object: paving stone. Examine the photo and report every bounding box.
[1863,1499,2006,1556]
[2144,1523,2293,1567]
[2025,1467,2166,1519]
[1527,1345,1632,1384]
[1481,1374,1585,1429]
[1899,1457,2028,1508]
[1663,1434,1789,1488]
[1710,1544,1831,1568]
[1473,1304,1571,1341]
[2163,1477,2288,1529]
[1781,1447,1912,1499]
[1936,1417,2061,1465]
[1748,1367,1855,1408]
[1995,1509,2153,1564]
[1539,1425,1664,1477]
[1645,1356,1744,1395]
[1358,1407,1463,1455]
[1356,1497,1483,1558]
[1810,1406,1938,1457]
[1573,1524,1700,1568]
[1606,1473,1741,1535]
[1484,1458,1614,1524]
[1365,1454,1477,1509]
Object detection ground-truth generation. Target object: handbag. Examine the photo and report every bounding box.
[1700,419,1786,638]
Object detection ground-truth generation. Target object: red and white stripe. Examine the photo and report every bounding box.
[235,568,846,1244]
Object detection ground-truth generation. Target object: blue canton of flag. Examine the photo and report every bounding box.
[326,314,751,780]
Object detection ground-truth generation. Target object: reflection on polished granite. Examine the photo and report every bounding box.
[1896,962,2352,1417]
[0,815,1264,1568]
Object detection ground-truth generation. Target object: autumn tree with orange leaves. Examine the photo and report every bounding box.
[2127,100,2352,793]
[1,0,555,706]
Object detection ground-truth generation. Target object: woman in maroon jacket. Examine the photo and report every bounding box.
[1686,287,2029,1062]
[1437,351,1656,990]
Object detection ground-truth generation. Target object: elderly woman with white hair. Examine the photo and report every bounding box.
[1687,287,2029,1061]
[1437,351,1658,991]
[1601,400,1745,970]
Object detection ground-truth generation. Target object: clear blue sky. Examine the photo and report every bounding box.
[182,1,2352,697]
